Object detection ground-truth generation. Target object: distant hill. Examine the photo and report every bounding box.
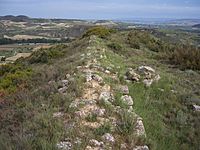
[0,15,30,22]
[192,24,200,28]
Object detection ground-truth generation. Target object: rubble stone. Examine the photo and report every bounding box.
[121,95,133,106]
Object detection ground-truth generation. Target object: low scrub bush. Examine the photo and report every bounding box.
[0,63,32,93]
[166,45,200,70]
[117,110,137,135]
[94,123,112,136]
[107,42,122,51]
[28,44,67,64]
[82,26,116,38]
[127,30,165,51]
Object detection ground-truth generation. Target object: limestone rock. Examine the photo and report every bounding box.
[66,74,71,79]
[119,85,129,94]
[92,74,103,83]
[135,117,146,137]
[94,108,106,117]
[120,143,127,149]
[62,80,69,86]
[99,92,114,103]
[143,79,153,87]
[57,141,72,150]
[133,145,149,150]
[193,105,200,111]
[89,139,104,147]
[154,74,161,82]
[86,72,93,82]
[138,66,155,74]
[121,95,133,106]
[75,111,87,118]
[102,133,115,143]
[126,68,140,81]
[105,70,111,74]
[58,86,68,93]
[53,112,64,118]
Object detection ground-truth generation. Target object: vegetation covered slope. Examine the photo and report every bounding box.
[0,27,200,150]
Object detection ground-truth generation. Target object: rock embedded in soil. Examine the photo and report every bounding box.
[133,145,149,150]
[121,95,134,106]
[119,85,129,94]
[193,104,200,111]
[126,68,141,82]
[89,139,104,147]
[138,66,155,74]
[57,141,72,150]
[102,133,115,143]
[99,91,114,103]
[135,117,146,137]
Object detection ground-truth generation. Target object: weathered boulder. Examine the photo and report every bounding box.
[92,74,103,83]
[135,117,146,137]
[125,66,161,87]
[126,68,140,81]
[143,79,153,87]
[99,91,114,103]
[58,86,68,93]
[138,66,155,74]
[119,85,129,94]
[121,95,134,106]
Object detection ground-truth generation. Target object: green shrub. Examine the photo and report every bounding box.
[127,30,165,51]
[0,63,32,93]
[28,44,66,64]
[86,113,98,122]
[117,110,137,135]
[166,45,200,70]
[94,123,112,136]
[107,42,122,51]
[82,26,115,38]
[127,31,140,49]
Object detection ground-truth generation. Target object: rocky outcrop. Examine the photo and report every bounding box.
[125,66,161,87]
[56,36,149,150]
[125,68,140,82]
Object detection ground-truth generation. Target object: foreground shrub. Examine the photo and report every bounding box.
[0,63,32,93]
[166,45,200,70]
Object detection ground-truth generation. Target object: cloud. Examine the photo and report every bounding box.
[0,0,200,19]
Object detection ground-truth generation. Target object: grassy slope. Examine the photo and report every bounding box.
[101,31,200,150]
[0,38,89,149]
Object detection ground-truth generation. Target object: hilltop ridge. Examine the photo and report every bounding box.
[0,27,200,150]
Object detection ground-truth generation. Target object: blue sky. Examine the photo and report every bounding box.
[0,0,200,19]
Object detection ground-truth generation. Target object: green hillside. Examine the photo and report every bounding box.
[0,27,200,150]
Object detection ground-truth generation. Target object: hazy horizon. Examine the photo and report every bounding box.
[0,0,200,19]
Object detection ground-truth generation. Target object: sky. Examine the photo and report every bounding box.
[0,0,200,19]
